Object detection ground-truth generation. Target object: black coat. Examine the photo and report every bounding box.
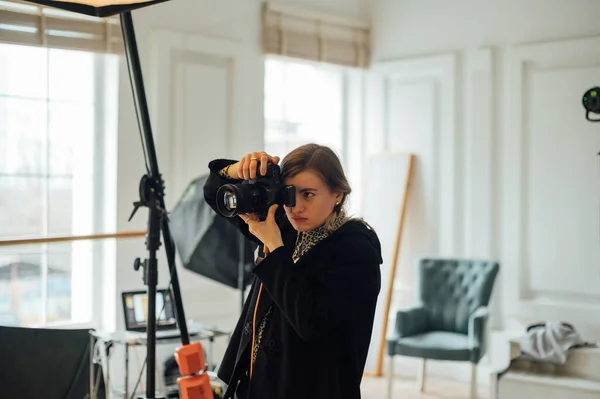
[203,159,383,399]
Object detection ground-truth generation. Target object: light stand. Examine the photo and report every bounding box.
[582,87,600,258]
[120,11,190,398]
[20,1,210,398]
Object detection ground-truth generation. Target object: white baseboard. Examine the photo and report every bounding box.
[497,372,600,399]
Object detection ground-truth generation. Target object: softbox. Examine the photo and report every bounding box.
[170,174,257,289]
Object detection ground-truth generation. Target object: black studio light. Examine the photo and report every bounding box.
[582,86,600,122]
[18,0,212,398]
[21,0,169,17]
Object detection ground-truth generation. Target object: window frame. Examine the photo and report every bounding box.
[0,44,119,329]
[263,54,351,165]
[263,54,368,216]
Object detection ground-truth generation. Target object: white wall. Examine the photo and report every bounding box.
[372,0,600,60]
[370,0,600,384]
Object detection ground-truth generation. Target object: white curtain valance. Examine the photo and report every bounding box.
[0,0,122,54]
[262,1,370,68]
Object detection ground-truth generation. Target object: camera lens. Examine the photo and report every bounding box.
[216,184,261,217]
[223,190,237,211]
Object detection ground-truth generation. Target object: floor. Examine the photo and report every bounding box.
[361,375,490,399]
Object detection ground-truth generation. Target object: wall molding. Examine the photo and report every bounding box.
[372,53,458,257]
[149,29,247,203]
[464,48,495,258]
[502,36,600,333]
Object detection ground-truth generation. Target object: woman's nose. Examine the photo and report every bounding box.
[292,197,305,211]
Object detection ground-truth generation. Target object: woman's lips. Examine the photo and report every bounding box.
[292,217,308,222]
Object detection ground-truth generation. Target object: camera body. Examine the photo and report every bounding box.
[216,163,296,220]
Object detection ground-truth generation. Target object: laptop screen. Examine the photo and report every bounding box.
[122,289,177,331]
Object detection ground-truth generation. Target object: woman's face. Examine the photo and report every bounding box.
[283,169,342,232]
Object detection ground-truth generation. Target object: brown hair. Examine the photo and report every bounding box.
[281,143,353,231]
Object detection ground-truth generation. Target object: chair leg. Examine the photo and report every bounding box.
[387,356,394,399]
[489,369,498,399]
[417,358,426,392]
[470,363,477,399]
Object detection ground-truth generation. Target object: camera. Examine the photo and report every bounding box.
[216,163,296,220]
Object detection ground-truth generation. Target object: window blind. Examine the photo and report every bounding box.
[0,0,122,53]
[262,1,370,68]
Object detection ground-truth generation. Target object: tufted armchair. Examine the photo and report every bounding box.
[386,258,499,399]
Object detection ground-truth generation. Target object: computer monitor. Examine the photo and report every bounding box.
[121,289,177,332]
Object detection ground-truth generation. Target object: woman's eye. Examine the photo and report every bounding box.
[304,192,314,198]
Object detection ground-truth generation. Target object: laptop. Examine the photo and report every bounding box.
[121,289,180,338]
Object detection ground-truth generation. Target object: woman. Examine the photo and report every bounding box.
[203,143,382,399]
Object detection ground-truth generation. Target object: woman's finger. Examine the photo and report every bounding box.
[267,204,278,221]
[246,154,256,180]
[239,213,258,223]
[249,155,259,179]
[259,154,269,176]
[251,152,269,178]
[237,151,279,180]
[237,155,247,179]
[264,153,279,165]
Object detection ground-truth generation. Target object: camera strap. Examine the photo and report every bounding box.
[250,282,264,379]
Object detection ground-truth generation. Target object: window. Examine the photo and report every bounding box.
[264,56,346,160]
[263,56,370,216]
[0,43,119,327]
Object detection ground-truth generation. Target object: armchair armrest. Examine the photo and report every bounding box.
[468,306,489,362]
[390,305,429,340]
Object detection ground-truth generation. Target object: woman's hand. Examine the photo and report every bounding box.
[227,151,280,180]
[239,204,283,252]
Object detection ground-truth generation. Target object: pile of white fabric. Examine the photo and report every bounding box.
[516,321,597,365]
